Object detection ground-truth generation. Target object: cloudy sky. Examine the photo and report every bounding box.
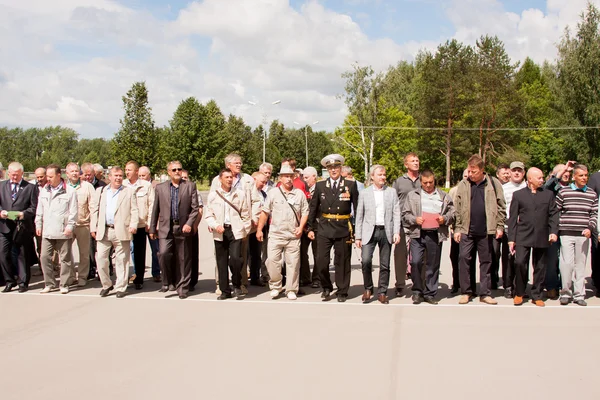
[0,0,597,138]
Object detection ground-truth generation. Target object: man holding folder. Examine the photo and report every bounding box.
[402,170,455,304]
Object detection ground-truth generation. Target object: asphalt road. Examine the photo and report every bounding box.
[1,207,600,399]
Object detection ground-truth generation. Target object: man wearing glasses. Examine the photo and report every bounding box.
[307,154,359,302]
[149,161,199,299]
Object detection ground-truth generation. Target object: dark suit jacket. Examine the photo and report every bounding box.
[308,178,359,239]
[507,186,558,248]
[0,179,38,235]
[149,180,199,239]
[588,171,600,197]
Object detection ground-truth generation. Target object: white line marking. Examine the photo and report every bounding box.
[12,292,600,309]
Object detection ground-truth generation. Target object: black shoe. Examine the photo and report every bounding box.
[412,293,423,304]
[217,293,232,300]
[560,297,570,305]
[135,284,143,290]
[250,280,265,287]
[321,289,331,300]
[158,286,168,293]
[100,288,111,297]
[337,295,347,302]
[234,288,243,300]
[2,284,14,293]
[450,286,459,295]
[395,288,404,297]
[298,288,306,296]
[189,285,196,292]
[179,293,188,299]
[504,288,513,299]
[424,296,438,305]
[168,284,176,291]
[116,292,126,298]
[18,286,28,293]
[311,282,320,288]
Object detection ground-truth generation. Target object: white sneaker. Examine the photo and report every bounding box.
[215,288,222,295]
[287,292,297,300]
[270,289,281,299]
[241,285,248,295]
[60,287,69,294]
[40,286,54,294]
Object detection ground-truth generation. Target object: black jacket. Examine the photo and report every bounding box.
[0,179,38,235]
[507,186,558,248]
[308,178,359,239]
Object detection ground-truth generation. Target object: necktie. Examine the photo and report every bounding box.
[332,181,337,192]
[11,183,17,201]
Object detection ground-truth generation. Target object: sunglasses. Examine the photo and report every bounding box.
[171,168,183,172]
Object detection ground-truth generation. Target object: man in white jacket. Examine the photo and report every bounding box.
[35,164,78,294]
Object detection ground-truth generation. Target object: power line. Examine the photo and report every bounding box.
[338,125,599,131]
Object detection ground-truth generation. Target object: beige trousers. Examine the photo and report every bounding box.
[40,238,73,288]
[266,236,300,293]
[97,228,131,293]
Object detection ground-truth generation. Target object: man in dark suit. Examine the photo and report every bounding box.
[587,168,600,295]
[507,167,559,306]
[0,162,38,292]
[307,154,359,302]
[149,161,199,299]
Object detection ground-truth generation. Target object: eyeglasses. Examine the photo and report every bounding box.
[171,168,183,172]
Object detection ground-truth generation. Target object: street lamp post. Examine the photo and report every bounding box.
[249,100,281,163]
[294,121,319,168]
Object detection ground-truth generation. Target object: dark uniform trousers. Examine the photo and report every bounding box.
[159,226,192,296]
[300,231,319,285]
[215,226,242,295]
[450,239,476,291]
[459,234,493,297]
[316,233,351,295]
[491,235,515,289]
[190,231,199,289]
[514,246,547,300]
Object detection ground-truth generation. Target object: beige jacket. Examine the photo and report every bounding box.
[70,180,95,227]
[90,186,139,241]
[35,181,78,239]
[205,187,251,241]
[124,178,155,228]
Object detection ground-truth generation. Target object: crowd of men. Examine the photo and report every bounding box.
[0,152,599,306]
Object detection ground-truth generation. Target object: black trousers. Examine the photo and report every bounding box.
[514,246,547,300]
[132,228,147,285]
[158,232,192,296]
[248,229,264,282]
[361,227,392,294]
[459,234,493,297]
[450,239,476,290]
[592,235,600,290]
[214,227,242,295]
[316,234,351,295]
[410,231,442,297]
[0,232,34,287]
[545,240,561,291]
[491,235,514,289]
[190,232,199,289]
[300,232,319,285]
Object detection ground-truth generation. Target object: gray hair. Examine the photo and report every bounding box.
[167,160,182,169]
[93,163,104,173]
[66,162,79,170]
[303,166,317,177]
[342,166,353,175]
[7,162,24,172]
[259,162,273,171]
[573,163,588,173]
[369,164,386,176]
[224,153,242,166]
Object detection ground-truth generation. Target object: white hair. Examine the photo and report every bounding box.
[93,163,104,173]
[259,162,273,171]
[8,162,24,172]
[303,166,318,177]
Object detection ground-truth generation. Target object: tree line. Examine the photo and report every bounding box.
[2,3,599,185]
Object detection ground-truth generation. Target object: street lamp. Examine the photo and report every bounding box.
[294,120,319,168]
[248,100,281,163]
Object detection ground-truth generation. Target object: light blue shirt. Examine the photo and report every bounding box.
[105,186,123,225]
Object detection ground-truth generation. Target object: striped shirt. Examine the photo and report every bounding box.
[556,184,598,235]
[502,181,526,224]
[421,189,443,214]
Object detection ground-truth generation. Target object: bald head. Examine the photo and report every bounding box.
[138,166,151,182]
[527,167,544,190]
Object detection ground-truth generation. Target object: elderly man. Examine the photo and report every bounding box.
[205,168,251,300]
[454,154,506,305]
[341,166,365,191]
[556,164,598,306]
[248,171,269,286]
[150,161,199,299]
[392,152,421,296]
[403,170,455,305]
[508,168,558,306]
[257,165,309,300]
[93,164,105,183]
[138,165,161,279]
[494,161,527,297]
[180,169,203,291]
[31,167,48,270]
[35,164,78,294]
[300,166,319,287]
[65,162,96,287]
[124,161,156,290]
[82,162,107,279]
[355,165,401,304]
[259,162,274,191]
[0,162,38,292]
[91,167,139,298]
[307,154,359,302]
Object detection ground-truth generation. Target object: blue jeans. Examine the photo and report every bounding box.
[130,233,161,278]
[360,226,392,295]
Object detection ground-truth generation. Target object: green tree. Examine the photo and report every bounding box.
[112,81,158,169]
